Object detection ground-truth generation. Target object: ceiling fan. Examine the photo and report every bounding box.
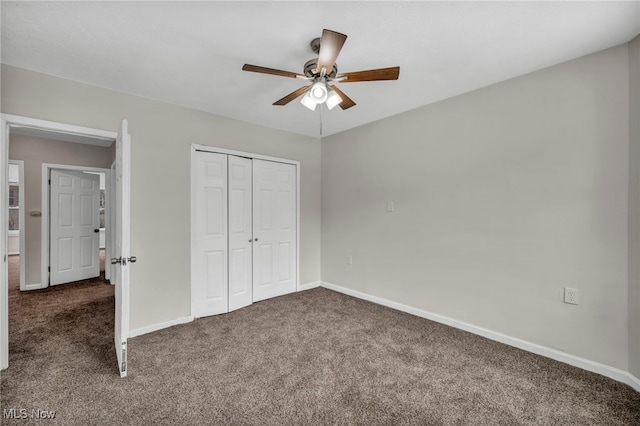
[242,29,400,111]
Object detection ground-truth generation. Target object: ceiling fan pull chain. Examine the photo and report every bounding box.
[319,103,323,136]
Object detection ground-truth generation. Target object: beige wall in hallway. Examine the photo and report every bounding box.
[1,65,322,330]
[322,45,630,370]
[9,135,114,286]
[629,34,640,379]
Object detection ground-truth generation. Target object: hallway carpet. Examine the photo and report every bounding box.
[1,255,639,424]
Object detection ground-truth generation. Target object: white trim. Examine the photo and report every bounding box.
[24,283,42,291]
[321,281,640,392]
[104,171,111,281]
[41,164,111,289]
[129,316,194,338]
[190,147,198,316]
[8,160,25,290]
[1,114,118,371]
[2,114,115,146]
[1,118,7,370]
[296,160,300,293]
[299,281,321,291]
[7,241,20,256]
[192,143,301,167]
[109,161,116,283]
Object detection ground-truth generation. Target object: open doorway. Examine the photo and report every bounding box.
[1,115,130,376]
[8,134,114,290]
[6,163,111,340]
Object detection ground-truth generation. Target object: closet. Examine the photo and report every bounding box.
[191,148,298,318]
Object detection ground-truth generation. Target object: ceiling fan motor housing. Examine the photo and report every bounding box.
[304,59,338,78]
[310,37,322,54]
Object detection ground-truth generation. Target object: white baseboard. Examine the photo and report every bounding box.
[129,315,194,338]
[299,281,321,291]
[321,281,640,393]
[630,374,640,392]
[24,283,42,291]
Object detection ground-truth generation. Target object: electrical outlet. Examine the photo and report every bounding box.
[564,287,579,305]
[347,255,353,265]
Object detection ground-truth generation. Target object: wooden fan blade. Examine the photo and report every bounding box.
[316,29,347,74]
[331,85,356,110]
[242,64,303,79]
[273,86,310,106]
[337,66,400,83]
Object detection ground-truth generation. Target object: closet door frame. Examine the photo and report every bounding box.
[190,144,300,317]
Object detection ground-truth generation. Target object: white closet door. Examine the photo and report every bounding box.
[228,156,253,312]
[192,152,228,317]
[252,159,297,302]
[50,169,100,285]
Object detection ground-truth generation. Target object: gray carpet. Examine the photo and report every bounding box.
[1,255,639,425]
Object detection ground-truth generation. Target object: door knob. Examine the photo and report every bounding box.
[111,256,137,265]
[254,238,258,242]
[94,229,99,233]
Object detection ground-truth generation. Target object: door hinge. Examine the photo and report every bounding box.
[48,266,50,272]
[121,347,127,372]
[48,179,51,185]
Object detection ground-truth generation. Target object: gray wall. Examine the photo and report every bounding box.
[321,45,630,370]
[3,41,637,377]
[1,64,322,331]
[629,34,640,378]
[9,135,114,286]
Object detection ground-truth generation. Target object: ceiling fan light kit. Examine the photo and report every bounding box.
[310,80,328,103]
[242,29,400,111]
[300,92,317,111]
[301,80,342,111]
[325,87,343,110]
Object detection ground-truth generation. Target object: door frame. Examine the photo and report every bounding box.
[42,164,111,288]
[1,114,117,370]
[190,144,301,317]
[109,160,116,283]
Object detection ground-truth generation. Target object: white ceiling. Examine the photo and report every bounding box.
[1,1,639,138]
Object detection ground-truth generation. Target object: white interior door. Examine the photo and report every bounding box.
[192,151,228,318]
[228,155,252,312]
[113,119,131,378]
[252,160,297,302]
[49,169,100,286]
